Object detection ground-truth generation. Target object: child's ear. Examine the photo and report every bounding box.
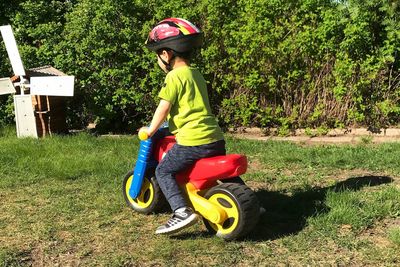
[165,50,174,61]
[159,50,170,60]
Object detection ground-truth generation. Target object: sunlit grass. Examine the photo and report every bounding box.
[1,129,399,265]
[388,227,400,246]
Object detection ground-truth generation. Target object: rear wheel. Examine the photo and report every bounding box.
[122,170,168,214]
[218,176,245,185]
[203,183,260,240]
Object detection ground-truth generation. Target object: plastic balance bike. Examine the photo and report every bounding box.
[122,125,260,240]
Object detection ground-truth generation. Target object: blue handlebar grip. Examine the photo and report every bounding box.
[129,138,153,199]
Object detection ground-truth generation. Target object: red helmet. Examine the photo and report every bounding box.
[146,18,203,53]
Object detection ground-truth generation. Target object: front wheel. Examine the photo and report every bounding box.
[203,183,260,240]
[122,170,168,214]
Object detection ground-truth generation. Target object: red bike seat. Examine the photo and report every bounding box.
[176,154,248,187]
[154,136,248,189]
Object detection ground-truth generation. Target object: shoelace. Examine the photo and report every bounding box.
[174,210,189,218]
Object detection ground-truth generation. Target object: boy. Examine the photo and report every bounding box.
[140,18,225,234]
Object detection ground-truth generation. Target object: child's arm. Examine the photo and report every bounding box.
[140,99,171,137]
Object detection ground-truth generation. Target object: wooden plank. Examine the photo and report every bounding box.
[14,95,37,138]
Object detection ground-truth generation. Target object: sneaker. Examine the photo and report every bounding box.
[155,207,198,235]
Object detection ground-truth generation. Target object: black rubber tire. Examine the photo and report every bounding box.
[218,176,246,185]
[122,170,168,214]
[203,183,260,240]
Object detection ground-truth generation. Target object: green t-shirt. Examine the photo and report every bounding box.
[158,66,224,146]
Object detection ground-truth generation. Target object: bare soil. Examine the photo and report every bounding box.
[229,127,400,144]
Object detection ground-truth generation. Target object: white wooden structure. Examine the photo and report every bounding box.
[0,25,75,138]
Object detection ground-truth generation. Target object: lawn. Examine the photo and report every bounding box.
[0,127,399,266]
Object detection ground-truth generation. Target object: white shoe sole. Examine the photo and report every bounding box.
[155,213,198,235]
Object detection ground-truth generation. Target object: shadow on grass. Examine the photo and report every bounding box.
[169,175,393,241]
[249,175,394,241]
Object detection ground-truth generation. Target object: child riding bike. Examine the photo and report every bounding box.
[139,18,225,235]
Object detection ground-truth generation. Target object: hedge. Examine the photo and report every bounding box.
[0,0,399,133]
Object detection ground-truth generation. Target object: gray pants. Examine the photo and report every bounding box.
[155,140,226,211]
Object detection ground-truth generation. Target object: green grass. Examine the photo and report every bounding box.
[1,127,399,266]
[389,228,400,246]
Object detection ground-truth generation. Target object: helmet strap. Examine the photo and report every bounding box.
[158,51,176,72]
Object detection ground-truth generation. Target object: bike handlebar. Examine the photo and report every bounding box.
[138,130,149,141]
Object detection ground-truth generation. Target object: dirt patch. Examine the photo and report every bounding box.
[229,127,400,144]
[247,158,267,173]
[359,218,400,248]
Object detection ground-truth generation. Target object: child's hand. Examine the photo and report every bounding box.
[138,127,151,140]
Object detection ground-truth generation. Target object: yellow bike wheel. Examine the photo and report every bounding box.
[203,183,260,240]
[122,170,167,214]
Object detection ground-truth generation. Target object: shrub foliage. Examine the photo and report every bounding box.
[0,0,399,132]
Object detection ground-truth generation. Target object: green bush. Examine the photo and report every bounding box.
[0,0,399,132]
